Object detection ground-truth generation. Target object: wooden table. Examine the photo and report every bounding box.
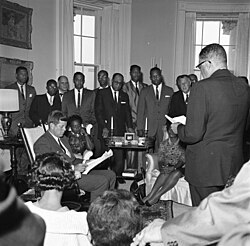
[107,137,155,170]
[0,137,27,193]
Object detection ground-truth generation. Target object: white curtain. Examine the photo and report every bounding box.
[99,2,131,81]
[235,13,250,78]
[56,0,74,83]
[174,11,196,89]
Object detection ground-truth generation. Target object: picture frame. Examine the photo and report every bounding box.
[0,56,33,88]
[0,0,32,49]
[124,133,135,142]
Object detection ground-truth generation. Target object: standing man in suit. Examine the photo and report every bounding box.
[123,65,147,169]
[5,66,36,136]
[95,73,133,177]
[57,75,69,102]
[137,67,174,151]
[34,110,116,202]
[169,74,191,117]
[29,79,61,126]
[172,43,250,206]
[5,66,36,174]
[62,72,96,126]
[93,70,110,161]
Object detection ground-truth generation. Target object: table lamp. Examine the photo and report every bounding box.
[0,89,19,139]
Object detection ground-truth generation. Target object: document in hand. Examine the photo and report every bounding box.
[165,115,186,125]
[82,149,113,174]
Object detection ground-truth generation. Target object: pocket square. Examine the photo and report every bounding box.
[29,94,33,98]
[165,95,170,98]
[121,101,126,104]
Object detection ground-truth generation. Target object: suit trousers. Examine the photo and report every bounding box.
[110,149,125,176]
[77,169,116,202]
[189,183,224,206]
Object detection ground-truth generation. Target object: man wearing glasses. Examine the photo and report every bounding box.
[171,43,250,206]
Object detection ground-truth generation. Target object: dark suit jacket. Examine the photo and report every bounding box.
[137,84,174,137]
[95,87,133,138]
[169,90,187,117]
[61,89,96,125]
[34,130,80,165]
[178,69,250,187]
[29,94,61,126]
[123,81,148,126]
[5,82,36,136]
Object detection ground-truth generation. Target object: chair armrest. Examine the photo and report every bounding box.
[145,153,159,172]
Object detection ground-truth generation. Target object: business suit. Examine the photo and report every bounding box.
[34,131,116,202]
[62,89,96,125]
[123,80,148,169]
[123,81,148,127]
[95,87,133,175]
[169,90,187,117]
[5,82,36,136]
[137,83,174,150]
[29,94,61,126]
[177,69,250,205]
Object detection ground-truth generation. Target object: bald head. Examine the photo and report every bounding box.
[58,75,69,93]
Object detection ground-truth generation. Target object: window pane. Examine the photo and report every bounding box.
[196,21,202,44]
[194,45,202,67]
[84,66,95,90]
[203,21,220,45]
[74,36,81,63]
[74,14,81,35]
[82,37,95,64]
[82,15,95,37]
[220,21,237,46]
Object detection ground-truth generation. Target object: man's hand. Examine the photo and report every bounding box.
[171,122,181,134]
[102,127,109,138]
[131,219,165,246]
[74,171,81,179]
[75,163,88,172]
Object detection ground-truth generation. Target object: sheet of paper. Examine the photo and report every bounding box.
[82,149,113,174]
[165,115,186,125]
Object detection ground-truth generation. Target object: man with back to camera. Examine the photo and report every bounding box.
[95,73,133,177]
[137,67,174,151]
[29,79,61,126]
[57,75,69,102]
[169,74,192,117]
[33,110,116,202]
[171,43,250,206]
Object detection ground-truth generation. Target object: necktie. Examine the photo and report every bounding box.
[77,90,81,108]
[114,91,118,103]
[185,94,189,104]
[58,138,66,153]
[156,85,159,100]
[135,83,140,96]
[20,85,25,99]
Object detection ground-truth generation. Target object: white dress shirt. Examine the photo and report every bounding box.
[17,82,26,99]
[74,88,83,107]
[152,83,162,100]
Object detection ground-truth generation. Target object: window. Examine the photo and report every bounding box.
[73,6,99,89]
[194,16,238,78]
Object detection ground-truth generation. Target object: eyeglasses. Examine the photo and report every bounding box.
[196,60,211,69]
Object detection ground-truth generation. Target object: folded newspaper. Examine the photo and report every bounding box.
[165,115,186,125]
[82,149,113,174]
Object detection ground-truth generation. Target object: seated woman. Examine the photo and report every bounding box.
[25,153,91,246]
[143,126,185,206]
[66,115,94,159]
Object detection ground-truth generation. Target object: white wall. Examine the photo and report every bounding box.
[0,0,57,94]
[130,0,250,89]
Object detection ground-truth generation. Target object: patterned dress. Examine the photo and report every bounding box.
[158,139,185,175]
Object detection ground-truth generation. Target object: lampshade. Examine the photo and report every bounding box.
[0,89,19,112]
